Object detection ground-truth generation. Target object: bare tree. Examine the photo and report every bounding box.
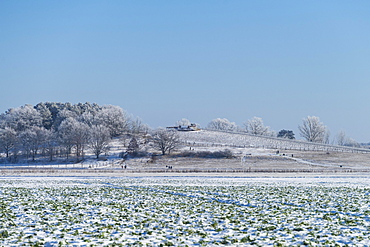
[207,118,237,131]
[43,129,57,162]
[0,127,17,159]
[245,117,272,136]
[58,118,90,160]
[71,121,90,160]
[18,128,38,161]
[89,125,110,159]
[18,126,52,161]
[152,129,180,155]
[335,130,347,146]
[58,118,75,159]
[298,116,328,143]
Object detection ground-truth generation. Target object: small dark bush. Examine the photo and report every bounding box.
[119,151,150,159]
[178,149,233,159]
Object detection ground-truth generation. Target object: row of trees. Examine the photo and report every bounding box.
[0,103,149,162]
[205,116,358,146]
[207,117,277,137]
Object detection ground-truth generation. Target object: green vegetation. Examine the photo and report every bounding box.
[0,178,369,246]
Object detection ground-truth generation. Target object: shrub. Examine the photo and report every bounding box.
[178,149,233,159]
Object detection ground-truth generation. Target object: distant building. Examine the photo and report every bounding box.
[167,123,200,131]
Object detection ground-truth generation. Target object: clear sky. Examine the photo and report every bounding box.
[1,1,370,142]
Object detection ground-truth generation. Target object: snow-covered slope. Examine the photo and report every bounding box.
[178,130,370,153]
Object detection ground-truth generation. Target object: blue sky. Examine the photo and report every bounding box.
[1,1,370,142]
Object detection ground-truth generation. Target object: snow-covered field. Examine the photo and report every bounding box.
[1,176,370,246]
[179,130,370,153]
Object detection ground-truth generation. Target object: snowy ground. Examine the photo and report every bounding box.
[1,176,370,246]
[2,148,370,175]
[179,130,370,153]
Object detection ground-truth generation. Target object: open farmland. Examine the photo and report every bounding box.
[1,176,370,246]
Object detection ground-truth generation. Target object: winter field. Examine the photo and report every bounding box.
[1,176,370,246]
[2,130,370,246]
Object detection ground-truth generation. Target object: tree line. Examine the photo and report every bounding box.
[204,116,359,147]
[0,102,149,163]
[0,103,360,163]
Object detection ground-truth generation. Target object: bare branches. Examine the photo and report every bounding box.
[298,116,328,143]
[152,129,180,155]
[245,117,272,136]
[89,125,110,159]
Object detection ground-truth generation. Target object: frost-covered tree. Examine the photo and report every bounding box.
[34,103,53,129]
[298,116,328,143]
[58,118,90,160]
[35,127,51,153]
[73,102,101,115]
[207,118,237,131]
[42,129,57,161]
[129,117,150,134]
[70,121,90,160]
[245,117,272,136]
[78,112,97,127]
[34,102,100,129]
[95,105,129,137]
[344,138,360,147]
[58,118,74,158]
[335,130,359,147]
[53,109,78,130]
[89,125,110,159]
[152,129,180,155]
[37,102,66,129]
[18,128,37,160]
[324,129,331,144]
[18,126,50,161]
[176,118,191,127]
[0,102,150,161]
[336,130,347,146]
[2,105,42,132]
[0,127,17,158]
